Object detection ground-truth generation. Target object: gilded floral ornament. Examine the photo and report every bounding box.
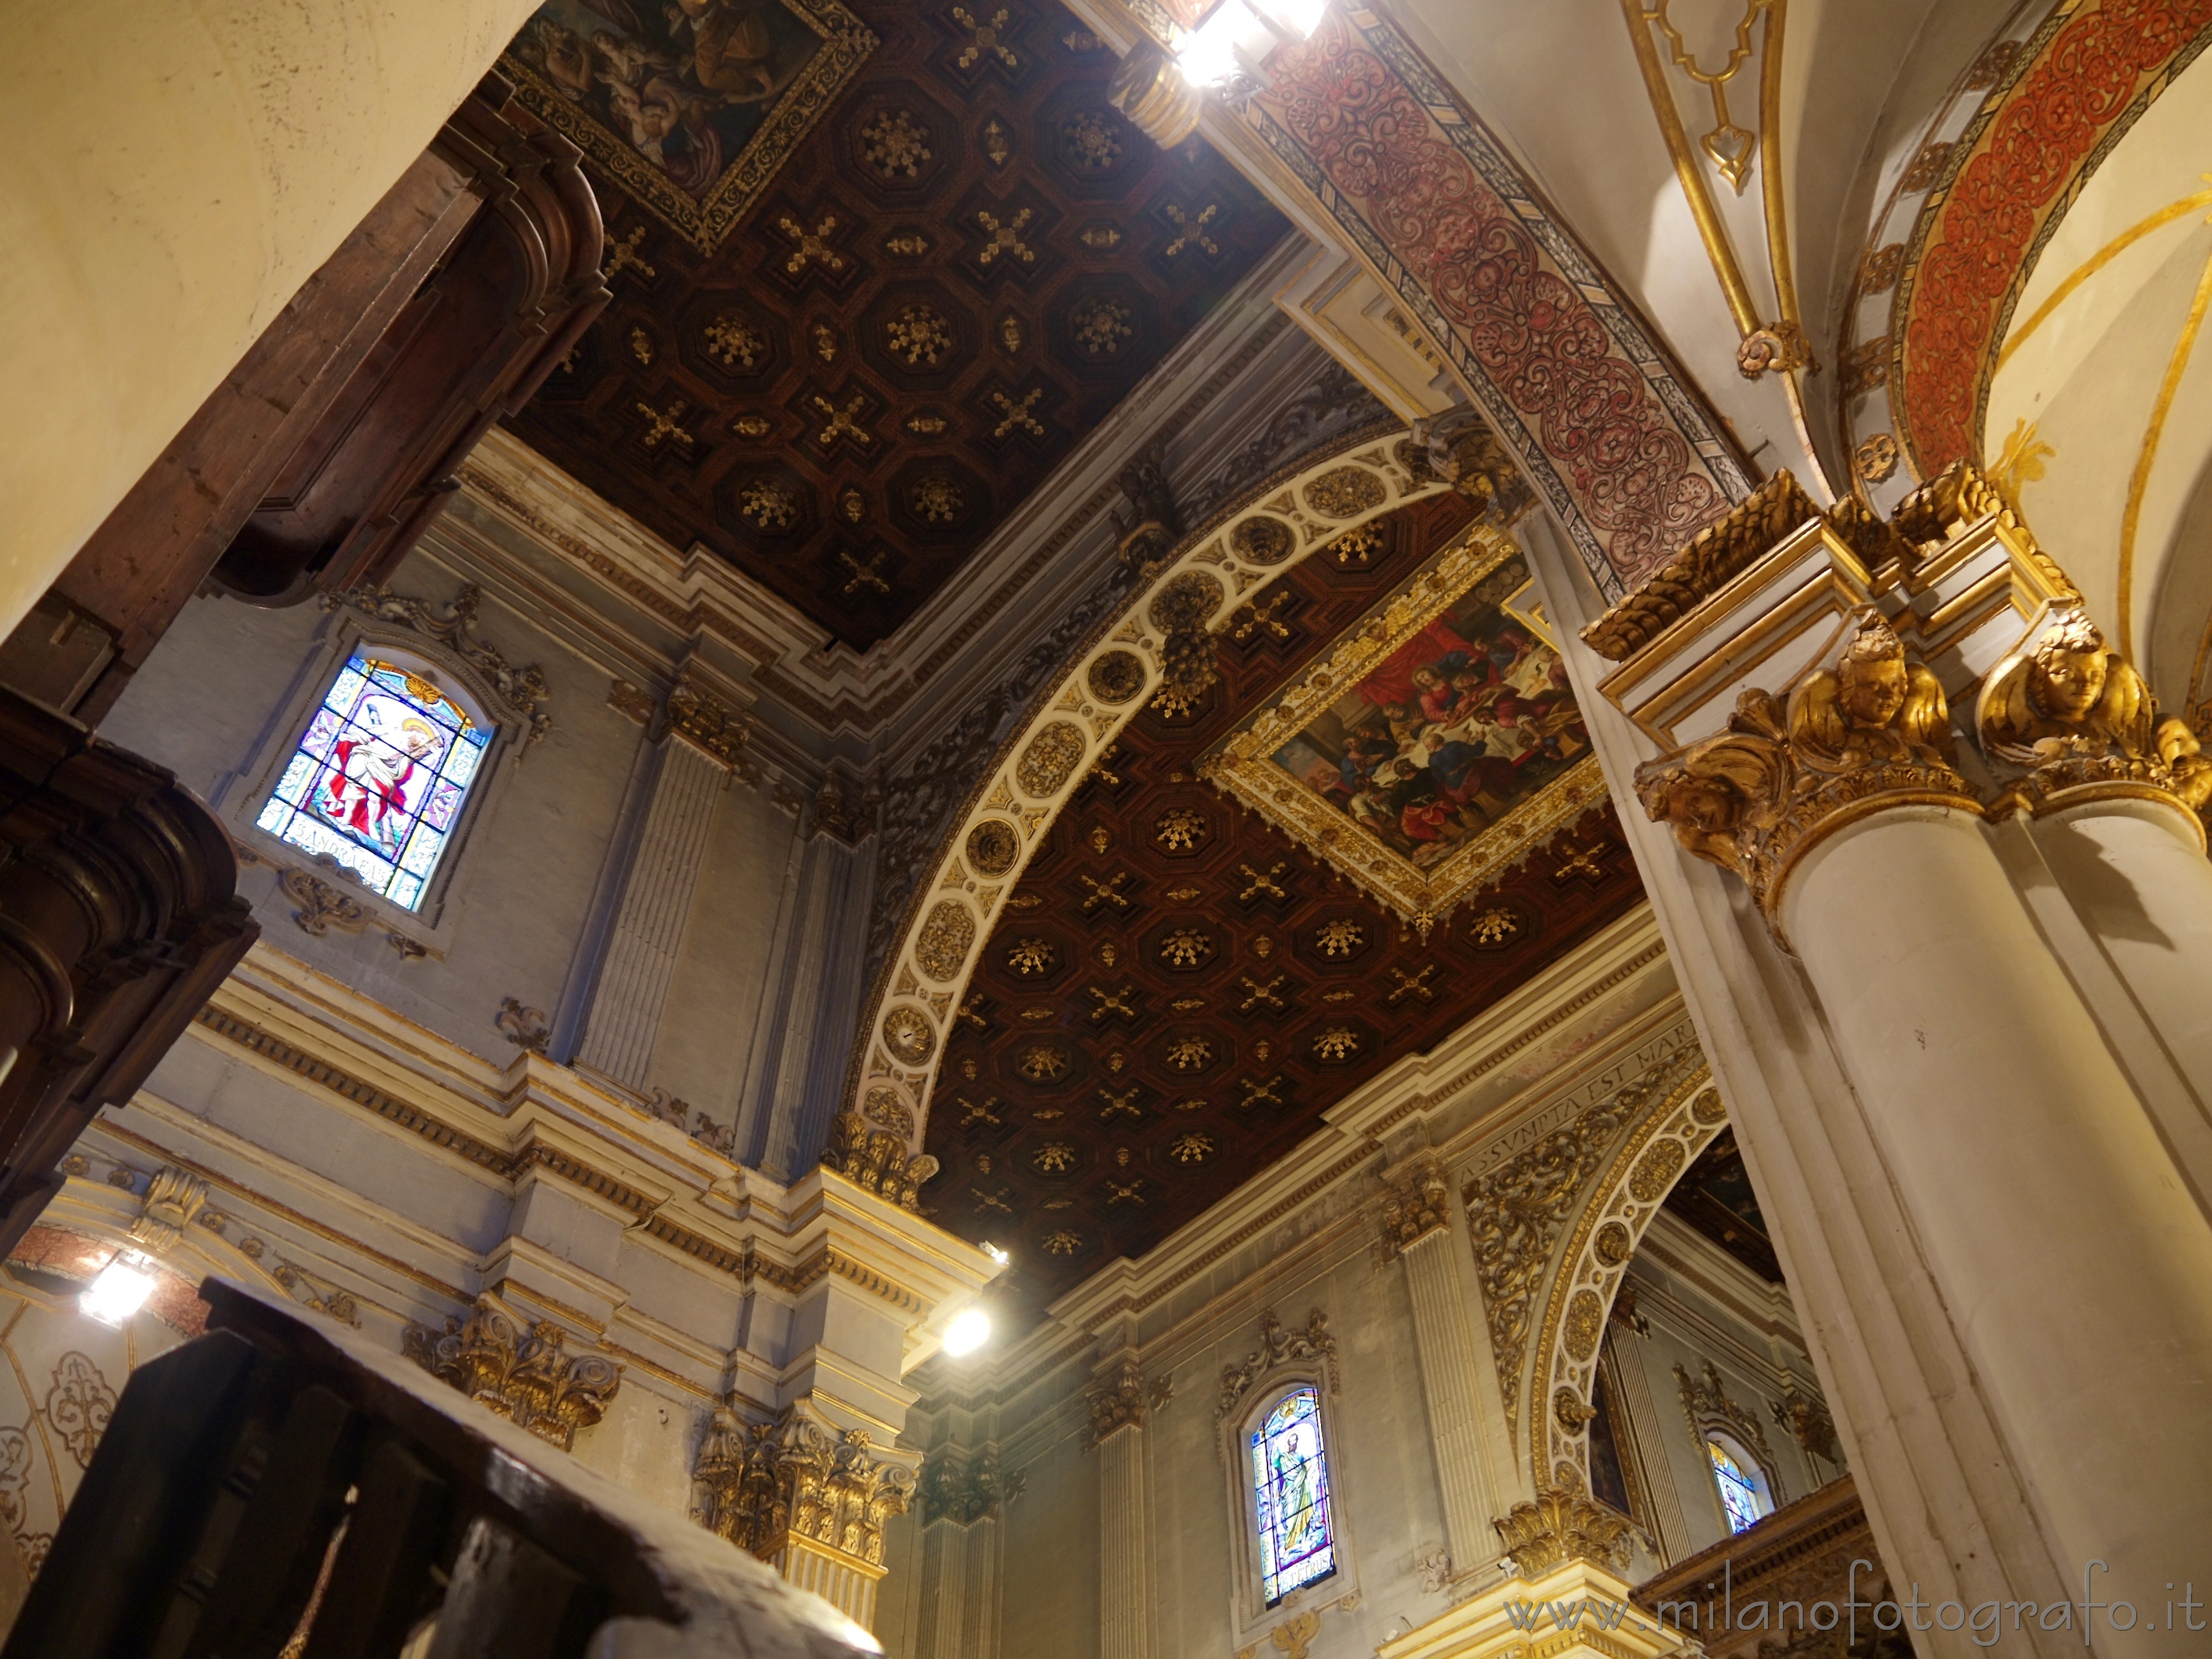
[1148,571,1224,701]
[1634,609,1976,928]
[1303,466,1387,519]
[1975,603,2212,826]
[1492,1484,1634,1578]
[914,900,975,983]
[1086,650,1146,706]
[694,1407,914,1568]
[821,1111,940,1209]
[403,1296,621,1451]
[882,1005,936,1065]
[1378,1155,1451,1260]
[967,819,1019,876]
[1015,721,1086,796]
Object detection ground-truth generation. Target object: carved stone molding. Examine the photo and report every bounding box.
[693,1406,914,1571]
[820,1112,939,1212]
[1772,1386,1841,1468]
[324,583,553,746]
[278,862,373,938]
[128,1166,208,1255]
[918,1444,1026,1527]
[1676,1359,1783,1503]
[1634,609,1979,930]
[1493,1484,1636,1578]
[1109,440,1184,575]
[665,672,759,782]
[1407,408,1535,526]
[1084,1355,1171,1449]
[1378,1154,1452,1261]
[402,1294,621,1451]
[1215,1309,1338,1427]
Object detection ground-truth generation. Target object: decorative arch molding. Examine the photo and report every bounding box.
[1872,0,2212,487]
[1222,8,1757,597]
[1512,1048,1725,1495]
[845,433,1447,1152]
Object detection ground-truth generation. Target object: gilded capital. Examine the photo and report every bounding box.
[1378,1155,1451,1260]
[1085,1355,1159,1447]
[1634,609,1980,928]
[402,1295,622,1451]
[693,1406,915,1569]
[820,1110,940,1212]
[1493,1483,1635,1578]
[1976,603,2211,831]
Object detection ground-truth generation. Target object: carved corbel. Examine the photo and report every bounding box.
[1108,441,1184,575]
[128,1166,210,1255]
[1634,610,1979,930]
[1408,409,1533,526]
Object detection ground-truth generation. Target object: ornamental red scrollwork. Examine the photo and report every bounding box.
[1900,0,2212,469]
[1259,19,1729,586]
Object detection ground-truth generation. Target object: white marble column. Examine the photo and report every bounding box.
[575,731,727,1089]
[1383,1159,1499,1580]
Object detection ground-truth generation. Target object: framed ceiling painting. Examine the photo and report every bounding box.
[499,0,877,253]
[1202,523,1603,936]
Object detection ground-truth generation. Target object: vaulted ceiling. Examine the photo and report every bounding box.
[924,492,1647,1317]
[497,0,1288,650]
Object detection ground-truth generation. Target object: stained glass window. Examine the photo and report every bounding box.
[1251,1387,1337,1608]
[1708,1439,1763,1534]
[255,655,492,912]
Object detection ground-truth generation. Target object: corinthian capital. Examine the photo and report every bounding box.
[1634,609,1979,927]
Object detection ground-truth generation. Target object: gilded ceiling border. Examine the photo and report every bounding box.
[1228,7,1755,598]
[1202,522,1605,932]
[843,431,1448,1155]
[499,0,878,254]
[1890,1,2212,476]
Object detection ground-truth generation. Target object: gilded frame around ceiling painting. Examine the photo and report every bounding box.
[1201,523,1604,935]
[500,0,878,254]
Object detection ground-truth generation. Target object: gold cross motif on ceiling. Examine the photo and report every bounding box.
[957,1094,1002,1126]
[1104,1178,1145,1206]
[838,549,890,595]
[1087,742,1123,787]
[952,6,1019,69]
[1163,202,1220,258]
[810,393,875,448]
[634,399,694,451]
[956,997,989,1029]
[1231,590,1293,642]
[972,1185,1013,1214]
[1088,984,1139,1022]
[605,225,656,283]
[975,207,1037,267]
[1238,974,1286,1013]
[1554,841,1607,882]
[1239,1074,1284,1108]
[989,387,1047,438]
[1079,870,1131,911]
[1237,862,1287,901]
[777,211,847,276]
[1098,1086,1142,1120]
[1387,963,1437,1005]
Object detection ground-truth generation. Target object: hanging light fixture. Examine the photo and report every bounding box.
[81,1251,158,1326]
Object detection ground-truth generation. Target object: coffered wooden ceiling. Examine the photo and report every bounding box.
[925,492,1647,1317]
[498,0,1287,649]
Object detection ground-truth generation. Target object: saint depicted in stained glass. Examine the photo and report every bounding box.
[256,656,492,911]
[1251,1387,1336,1607]
[1708,1439,1762,1534]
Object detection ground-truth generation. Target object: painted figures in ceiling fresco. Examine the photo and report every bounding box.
[1269,590,1587,867]
[511,0,825,197]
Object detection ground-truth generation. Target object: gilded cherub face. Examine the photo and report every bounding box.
[1838,656,1907,729]
[1654,770,1740,833]
[2032,641,2107,722]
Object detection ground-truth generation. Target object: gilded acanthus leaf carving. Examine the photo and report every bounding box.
[693,1407,914,1567]
[401,1296,620,1451]
[1493,1484,1635,1578]
[820,1112,939,1212]
[1634,609,1976,925]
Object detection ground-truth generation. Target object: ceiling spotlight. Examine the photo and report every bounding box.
[81,1252,156,1327]
[943,1307,993,1357]
[982,1241,1011,1266]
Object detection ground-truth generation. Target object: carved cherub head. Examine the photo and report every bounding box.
[1835,615,1910,731]
[2028,609,2110,723]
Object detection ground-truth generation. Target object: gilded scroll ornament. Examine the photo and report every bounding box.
[1492,1484,1635,1578]
[820,1111,939,1209]
[1304,466,1387,519]
[695,1407,914,1567]
[1635,611,1976,926]
[129,1166,210,1255]
[914,900,975,983]
[1975,604,2209,822]
[1015,720,1086,797]
[403,1296,621,1451]
[1563,1290,1604,1361]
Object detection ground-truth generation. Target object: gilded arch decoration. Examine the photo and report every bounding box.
[846,432,1448,1153]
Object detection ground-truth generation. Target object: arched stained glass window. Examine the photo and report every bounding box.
[1251,1387,1337,1607]
[1708,1438,1763,1535]
[254,654,492,911]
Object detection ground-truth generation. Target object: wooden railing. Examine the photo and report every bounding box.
[1,1279,878,1659]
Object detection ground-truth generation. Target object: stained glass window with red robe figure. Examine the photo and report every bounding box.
[255,655,491,910]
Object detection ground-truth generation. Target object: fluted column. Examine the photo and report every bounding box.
[576,677,755,1090]
[1088,1358,1155,1659]
[1381,1155,1498,1581]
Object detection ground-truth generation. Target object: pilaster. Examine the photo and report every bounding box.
[1088,1356,1156,1659]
